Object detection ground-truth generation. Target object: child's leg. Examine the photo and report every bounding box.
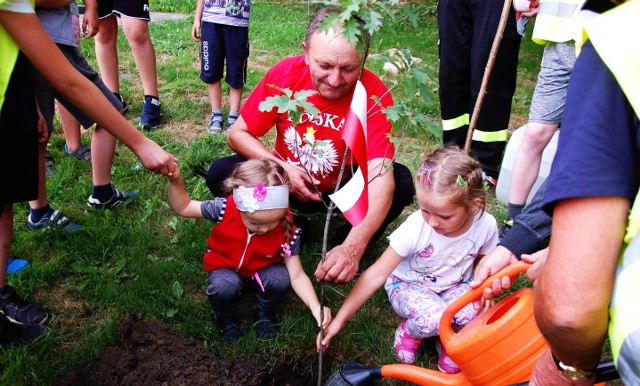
[440,282,477,330]
[224,24,249,128]
[387,280,446,363]
[205,268,244,342]
[28,142,48,212]
[208,82,222,111]
[90,126,116,187]
[227,86,242,129]
[94,15,120,94]
[248,263,290,339]
[200,21,225,133]
[58,102,85,155]
[251,263,290,313]
[229,86,242,113]
[120,17,158,99]
[27,71,82,231]
[207,82,224,134]
[388,281,446,338]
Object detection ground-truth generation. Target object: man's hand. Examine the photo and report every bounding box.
[282,162,321,202]
[314,244,360,283]
[470,245,519,311]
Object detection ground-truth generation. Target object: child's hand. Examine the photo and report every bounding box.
[166,162,181,181]
[316,320,342,352]
[314,306,332,329]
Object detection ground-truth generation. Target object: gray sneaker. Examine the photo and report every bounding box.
[207,113,224,134]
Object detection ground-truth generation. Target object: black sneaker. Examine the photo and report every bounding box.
[253,309,278,340]
[0,314,49,347]
[140,96,161,130]
[87,187,138,210]
[27,208,82,232]
[0,285,49,325]
[215,318,244,344]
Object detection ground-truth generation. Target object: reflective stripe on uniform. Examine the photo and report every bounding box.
[532,0,584,45]
[583,0,640,115]
[472,128,508,143]
[0,26,20,111]
[442,113,469,131]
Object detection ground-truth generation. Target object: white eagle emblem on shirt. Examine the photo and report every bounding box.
[283,126,339,177]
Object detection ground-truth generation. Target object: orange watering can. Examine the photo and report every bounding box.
[325,261,619,385]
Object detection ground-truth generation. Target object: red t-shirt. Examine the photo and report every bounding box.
[241,55,395,192]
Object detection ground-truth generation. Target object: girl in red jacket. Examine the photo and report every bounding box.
[167,159,330,343]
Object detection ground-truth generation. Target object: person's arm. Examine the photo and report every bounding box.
[470,181,551,307]
[318,245,402,350]
[81,0,99,38]
[227,115,321,201]
[0,9,177,176]
[167,167,203,218]
[314,157,394,283]
[283,254,331,329]
[535,196,627,373]
[191,0,204,41]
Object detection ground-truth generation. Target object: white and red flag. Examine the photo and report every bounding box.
[329,80,369,226]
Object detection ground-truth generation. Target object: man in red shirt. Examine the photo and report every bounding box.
[206,7,414,284]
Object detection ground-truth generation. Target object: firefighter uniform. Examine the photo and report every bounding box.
[437,0,522,179]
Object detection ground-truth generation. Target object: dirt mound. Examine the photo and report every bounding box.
[58,313,328,386]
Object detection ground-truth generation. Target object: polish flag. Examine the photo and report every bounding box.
[330,81,369,226]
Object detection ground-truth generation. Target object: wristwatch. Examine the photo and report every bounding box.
[552,354,597,381]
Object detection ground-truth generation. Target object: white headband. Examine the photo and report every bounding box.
[233,185,289,213]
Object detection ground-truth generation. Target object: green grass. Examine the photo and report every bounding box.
[2,1,544,384]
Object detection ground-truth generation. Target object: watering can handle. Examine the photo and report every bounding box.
[439,261,531,342]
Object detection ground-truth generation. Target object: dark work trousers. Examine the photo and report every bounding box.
[438,0,522,179]
[206,154,415,245]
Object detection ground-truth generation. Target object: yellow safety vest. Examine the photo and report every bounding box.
[581,1,640,383]
[0,0,20,111]
[532,0,584,45]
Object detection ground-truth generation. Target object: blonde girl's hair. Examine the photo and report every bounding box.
[415,146,487,214]
[224,159,294,244]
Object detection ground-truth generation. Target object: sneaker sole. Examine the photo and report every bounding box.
[1,310,49,326]
[139,123,160,131]
[87,192,138,210]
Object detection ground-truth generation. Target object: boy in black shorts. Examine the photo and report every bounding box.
[192,0,251,134]
[94,0,162,130]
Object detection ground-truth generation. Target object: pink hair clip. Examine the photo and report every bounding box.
[419,165,434,186]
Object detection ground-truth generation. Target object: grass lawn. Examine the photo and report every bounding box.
[1,1,545,384]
